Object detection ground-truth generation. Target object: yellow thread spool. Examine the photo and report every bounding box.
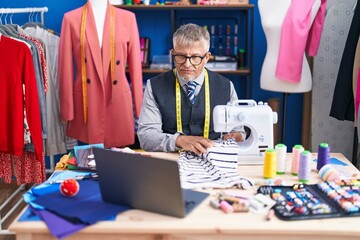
[264,148,276,179]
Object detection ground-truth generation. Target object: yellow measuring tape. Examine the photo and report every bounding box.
[109,6,115,102]
[80,4,115,124]
[174,69,210,138]
[80,4,88,124]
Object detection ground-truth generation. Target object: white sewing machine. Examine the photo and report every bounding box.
[213,100,278,165]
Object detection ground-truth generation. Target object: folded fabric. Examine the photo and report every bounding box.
[33,180,130,224]
[18,207,42,222]
[29,205,87,239]
[178,140,253,189]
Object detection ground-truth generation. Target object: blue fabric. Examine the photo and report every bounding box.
[19,171,125,239]
[313,157,348,166]
[18,207,42,221]
[29,205,87,239]
[33,180,130,224]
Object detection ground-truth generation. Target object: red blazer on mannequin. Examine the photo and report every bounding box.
[58,2,143,148]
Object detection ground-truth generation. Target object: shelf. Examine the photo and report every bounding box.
[114,4,255,11]
[139,68,250,75]
[117,3,254,98]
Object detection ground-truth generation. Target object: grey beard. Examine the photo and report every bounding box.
[182,75,195,81]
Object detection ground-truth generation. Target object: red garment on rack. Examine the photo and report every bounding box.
[0,35,43,163]
[0,152,46,184]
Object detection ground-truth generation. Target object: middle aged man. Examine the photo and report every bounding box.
[137,23,245,155]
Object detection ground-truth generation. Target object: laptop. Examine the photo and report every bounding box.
[93,148,209,218]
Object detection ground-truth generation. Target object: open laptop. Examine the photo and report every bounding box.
[93,148,209,218]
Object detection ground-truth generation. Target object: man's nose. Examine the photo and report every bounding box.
[183,57,192,67]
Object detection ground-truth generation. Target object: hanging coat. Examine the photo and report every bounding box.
[58,2,143,148]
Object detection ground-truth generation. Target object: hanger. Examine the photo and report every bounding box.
[22,11,45,29]
[5,12,20,34]
[0,11,18,37]
[0,23,17,37]
[22,22,45,29]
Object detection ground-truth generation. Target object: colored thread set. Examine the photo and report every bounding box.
[258,179,360,220]
[209,192,250,214]
[263,144,312,184]
[317,179,360,214]
[258,184,336,220]
[209,24,239,57]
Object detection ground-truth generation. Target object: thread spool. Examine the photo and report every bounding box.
[237,48,246,69]
[291,144,304,176]
[318,164,340,181]
[317,143,330,171]
[263,148,276,179]
[298,150,312,183]
[209,199,220,209]
[219,200,234,213]
[275,143,287,175]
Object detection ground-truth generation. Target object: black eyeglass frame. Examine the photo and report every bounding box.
[171,52,209,66]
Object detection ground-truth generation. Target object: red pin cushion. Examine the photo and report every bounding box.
[60,179,80,197]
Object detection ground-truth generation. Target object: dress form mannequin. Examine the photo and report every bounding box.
[88,0,108,47]
[259,0,321,93]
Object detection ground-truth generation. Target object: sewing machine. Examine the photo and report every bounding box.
[213,100,278,165]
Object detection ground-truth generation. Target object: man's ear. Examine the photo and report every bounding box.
[204,52,211,63]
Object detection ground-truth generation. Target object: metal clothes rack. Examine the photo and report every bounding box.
[0,7,48,25]
[0,7,48,232]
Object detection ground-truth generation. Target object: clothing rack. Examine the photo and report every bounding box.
[0,7,48,25]
[0,7,58,174]
[0,6,48,232]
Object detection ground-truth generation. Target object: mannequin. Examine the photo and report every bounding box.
[259,0,322,93]
[88,0,107,47]
[58,0,143,148]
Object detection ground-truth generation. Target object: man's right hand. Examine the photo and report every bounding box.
[175,135,213,155]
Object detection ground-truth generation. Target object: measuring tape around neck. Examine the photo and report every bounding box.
[80,3,115,124]
[174,69,210,138]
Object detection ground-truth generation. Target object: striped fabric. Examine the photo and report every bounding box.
[178,140,253,189]
[187,81,198,104]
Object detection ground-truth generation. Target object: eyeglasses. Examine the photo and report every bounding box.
[172,53,208,66]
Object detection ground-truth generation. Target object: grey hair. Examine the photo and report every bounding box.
[173,23,210,52]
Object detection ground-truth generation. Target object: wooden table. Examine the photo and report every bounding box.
[9,153,360,240]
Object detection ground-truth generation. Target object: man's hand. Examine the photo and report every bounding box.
[175,135,214,155]
[223,132,244,142]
